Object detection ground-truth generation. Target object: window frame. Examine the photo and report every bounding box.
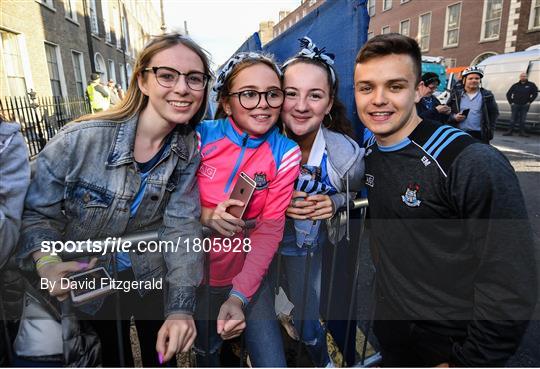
[71,50,86,98]
[480,0,503,41]
[367,0,376,17]
[381,25,391,34]
[44,41,67,97]
[418,12,432,52]
[444,2,462,48]
[528,0,540,30]
[399,18,411,36]
[383,0,392,12]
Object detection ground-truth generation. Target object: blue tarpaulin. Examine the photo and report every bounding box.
[230,0,370,137]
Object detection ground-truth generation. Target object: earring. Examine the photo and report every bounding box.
[326,112,333,121]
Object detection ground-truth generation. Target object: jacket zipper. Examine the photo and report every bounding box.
[224,133,249,193]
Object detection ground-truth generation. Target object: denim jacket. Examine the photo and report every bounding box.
[18,114,203,316]
[0,121,30,269]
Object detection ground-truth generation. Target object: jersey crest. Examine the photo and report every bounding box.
[401,183,421,207]
[254,172,268,190]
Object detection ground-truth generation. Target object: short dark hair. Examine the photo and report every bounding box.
[355,33,422,84]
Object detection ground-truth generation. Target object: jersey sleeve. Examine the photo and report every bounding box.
[447,144,537,366]
[231,143,301,302]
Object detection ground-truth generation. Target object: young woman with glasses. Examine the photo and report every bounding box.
[193,52,301,366]
[18,33,211,366]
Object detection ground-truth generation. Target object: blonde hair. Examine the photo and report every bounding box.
[215,54,280,119]
[76,33,213,126]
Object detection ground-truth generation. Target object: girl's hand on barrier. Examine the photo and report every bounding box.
[33,252,97,301]
[156,313,196,363]
[217,296,246,340]
[304,194,335,220]
[202,201,245,237]
[286,191,316,220]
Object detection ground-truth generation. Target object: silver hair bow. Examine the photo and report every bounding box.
[213,52,281,93]
[283,37,336,85]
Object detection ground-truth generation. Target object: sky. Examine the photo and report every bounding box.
[163,0,301,69]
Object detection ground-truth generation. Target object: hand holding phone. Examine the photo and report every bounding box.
[227,172,256,219]
[69,266,113,306]
[460,108,470,117]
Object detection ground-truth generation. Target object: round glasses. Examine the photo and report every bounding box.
[228,89,284,110]
[143,66,210,91]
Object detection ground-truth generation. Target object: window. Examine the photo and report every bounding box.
[94,53,106,82]
[44,43,62,97]
[528,0,540,30]
[65,0,77,21]
[119,63,127,90]
[367,31,374,39]
[444,58,456,69]
[400,19,410,36]
[107,59,116,82]
[382,25,391,34]
[102,0,111,42]
[367,0,375,16]
[0,31,28,96]
[121,16,129,54]
[38,0,54,9]
[418,12,431,51]
[89,0,99,34]
[444,3,461,47]
[400,0,410,3]
[481,0,503,40]
[113,8,122,48]
[383,0,392,11]
[71,51,85,97]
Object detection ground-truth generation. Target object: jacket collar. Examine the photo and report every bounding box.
[224,116,275,149]
[106,114,189,167]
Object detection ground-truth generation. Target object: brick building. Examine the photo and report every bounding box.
[366,0,540,67]
[1,0,162,99]
[259,0,325,44]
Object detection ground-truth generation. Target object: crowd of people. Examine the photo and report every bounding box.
[0,32,537,368]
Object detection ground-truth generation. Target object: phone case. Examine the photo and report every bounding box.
[228,172,256,219]
[69,267,114,305]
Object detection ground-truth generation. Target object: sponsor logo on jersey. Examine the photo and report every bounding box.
[365,174,375,187]
[401,183,421,207]
[198,163,216,179]
[254,172,268,190]
[421,156,431,167]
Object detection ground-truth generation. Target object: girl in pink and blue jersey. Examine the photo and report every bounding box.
[194,52,300,367]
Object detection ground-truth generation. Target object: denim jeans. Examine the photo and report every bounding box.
[194,278,286,367]
[509,103,530,132]
[274,248,331,367]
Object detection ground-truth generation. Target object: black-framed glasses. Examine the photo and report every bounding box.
[228,89,284,110]
[143,66,210,91]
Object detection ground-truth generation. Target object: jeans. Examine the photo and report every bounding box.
[509,103,530,132]
[194,278,286,367]
[275,248,331,367]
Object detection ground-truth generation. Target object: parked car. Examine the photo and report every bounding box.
[477,48,540,131]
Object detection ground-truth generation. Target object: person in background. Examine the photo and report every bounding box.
[504,72,538,137]
[416,72,450,124]
[447,66,498,143]
[195,52,300,367]
[354,33,536,367]
[275,37,365,367]
[18,33,210,366]
[115,83,125,100]
[107,79,121,106]
[86,73,110,113]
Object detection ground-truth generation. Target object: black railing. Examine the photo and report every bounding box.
[0,95,91,159]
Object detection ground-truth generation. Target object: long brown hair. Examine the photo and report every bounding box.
[282,57,355,138]
[76,33,213,127]
[214,54,281,119]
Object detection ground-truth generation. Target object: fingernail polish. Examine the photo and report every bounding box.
[158,352,163,364]
[78,262,89,268]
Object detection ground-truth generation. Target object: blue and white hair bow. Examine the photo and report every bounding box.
[213,52,281,93]
[283,37,336,85]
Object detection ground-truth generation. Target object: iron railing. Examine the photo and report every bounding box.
[0,94,91,159]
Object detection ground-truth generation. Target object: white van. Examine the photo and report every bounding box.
[477,49,540,130]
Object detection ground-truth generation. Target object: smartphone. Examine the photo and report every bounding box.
[69,267,114,306]
[227,172,256,219]
[460,108,470,117]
